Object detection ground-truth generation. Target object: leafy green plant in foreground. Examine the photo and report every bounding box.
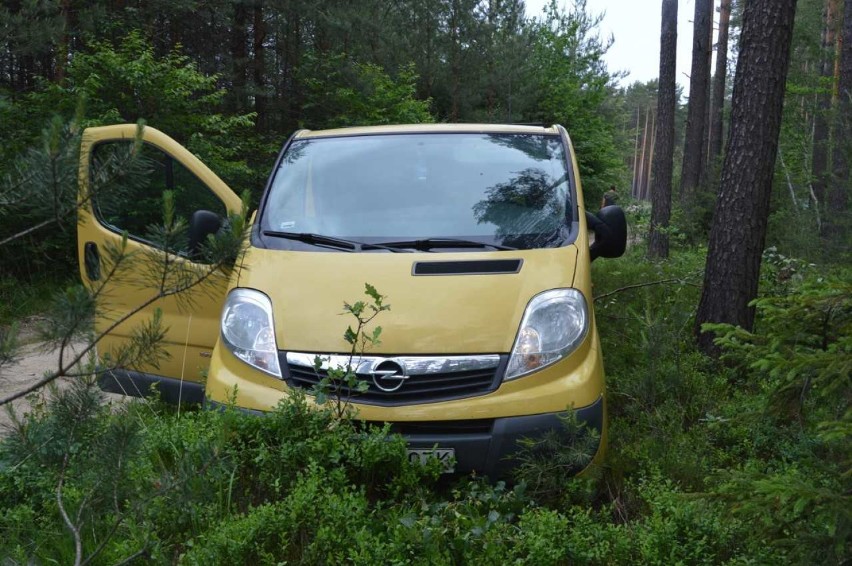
[310,283,390,419]
[2,242,848,564]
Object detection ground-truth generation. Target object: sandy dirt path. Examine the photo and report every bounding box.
[0,315,128,433]
[0,337,91,431]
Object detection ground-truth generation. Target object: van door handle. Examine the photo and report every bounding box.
[84,242,101,280]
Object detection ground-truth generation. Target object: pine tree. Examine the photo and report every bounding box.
[649,0,678,259]
[697,0,799,355]
[679,0,714,205]
[708,0,732,162]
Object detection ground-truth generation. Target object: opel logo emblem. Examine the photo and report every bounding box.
[369,360,408,392]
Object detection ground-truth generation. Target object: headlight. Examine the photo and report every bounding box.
[220,288,282,378]
[505,288,589,380]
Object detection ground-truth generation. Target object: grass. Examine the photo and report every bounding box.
[0,275,70,327]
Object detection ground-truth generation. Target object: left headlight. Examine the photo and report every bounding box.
[220,288,282,378]
[505,288,589,380]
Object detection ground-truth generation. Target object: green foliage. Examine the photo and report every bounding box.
[528,0,626,200]
[0,383,438,564]
[582,245,850,564]
[32,31,224,135]
[707,273,850,421]
[2,31,265,202]
[512,410,601,506]
[1,2,849,562]
[0,275,67,326]
[299,54,435,129]
[184,113,273,202]
[699,269,852,563]
[0,115,83,279]
[2,245,849,564]
[310,284,391,417]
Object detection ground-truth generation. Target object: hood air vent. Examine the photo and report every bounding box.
[412,259,523,276]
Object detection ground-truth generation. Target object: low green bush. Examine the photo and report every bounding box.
[1,248,848,564]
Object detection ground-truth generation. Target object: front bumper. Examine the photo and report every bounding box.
[206,395,605,478]
[394,395,605,477]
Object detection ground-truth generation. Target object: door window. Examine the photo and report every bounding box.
[90,141,226,253]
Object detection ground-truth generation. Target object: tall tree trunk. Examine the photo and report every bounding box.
[649,0,678,259]
[637,106,650,199]
[55,0,71,83]
[679,0,713,205]
[632,108,641,195]
[449,0,462,122]
[644,113,657,201]
[828,0,852,239]
[231,2,248,113]
[701,6,714,176]
[709,0,731,162]
[812,0,838,209]
[696,0,798,356]
[253,2,267,131]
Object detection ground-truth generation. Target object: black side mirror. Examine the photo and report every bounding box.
[187,209,222,259]
[586,205,627,261]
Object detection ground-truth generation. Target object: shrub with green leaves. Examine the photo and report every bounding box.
[299,53,434,129]
[703,270,851,564]
[2,229,848,564]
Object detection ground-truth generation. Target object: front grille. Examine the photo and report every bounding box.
[282,353,505,406]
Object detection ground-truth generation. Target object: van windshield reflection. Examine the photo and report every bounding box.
[262,133,573,251]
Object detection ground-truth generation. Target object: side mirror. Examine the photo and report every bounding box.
[187,209,222,258]
[586,206,627,261]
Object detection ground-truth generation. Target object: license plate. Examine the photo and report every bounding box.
[407,448,455,473]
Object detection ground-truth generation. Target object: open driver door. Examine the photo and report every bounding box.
[77,124,242,404]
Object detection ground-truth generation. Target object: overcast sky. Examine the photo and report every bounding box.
[525,0,711,93]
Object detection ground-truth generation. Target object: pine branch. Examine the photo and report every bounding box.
[56,424,84,566]
[0,120,147,249]
[0,257,230,406]
[0,217,58,247]
[594,278,699,302]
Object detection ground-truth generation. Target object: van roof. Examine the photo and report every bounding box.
[294,123,560,139]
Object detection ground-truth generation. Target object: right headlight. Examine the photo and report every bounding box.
[505,288,589,380]
[220,288,282,378]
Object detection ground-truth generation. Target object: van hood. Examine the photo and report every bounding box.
[231,246,579,354]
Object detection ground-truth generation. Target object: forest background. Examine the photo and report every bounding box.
[0,0,849,564]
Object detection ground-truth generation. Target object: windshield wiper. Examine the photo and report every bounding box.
[262,231,412,253]
[374,238,517,251]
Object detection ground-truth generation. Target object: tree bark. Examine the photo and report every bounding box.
[828,0,852,236]
[709,0,731,162]
[649,0,678,259]
[679,0,713,205]
[55,0,71,83]
[645,113,657,201]
[632,108,641,195]
[701,4,714,177]
[637,106,650,199]
[811,0,838,209]
[696,0,798,355]
[231,1,248,113]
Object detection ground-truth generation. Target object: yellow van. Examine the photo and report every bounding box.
[77,123,626,476]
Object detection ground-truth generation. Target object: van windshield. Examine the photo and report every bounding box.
[260,132,574,251]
